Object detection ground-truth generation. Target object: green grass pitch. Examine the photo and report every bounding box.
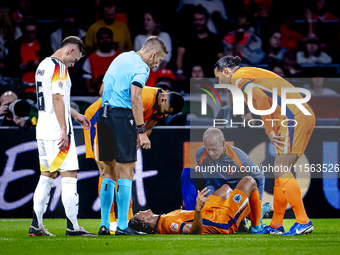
[1,218,339,255]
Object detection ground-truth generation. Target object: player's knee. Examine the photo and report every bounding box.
[221,184,231,191]
[243,176,257,191]
[238,176,257,194]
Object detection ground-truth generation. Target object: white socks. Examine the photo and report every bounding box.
[61,177,79,230]
[33,176,80,230]
[33,175,54,228]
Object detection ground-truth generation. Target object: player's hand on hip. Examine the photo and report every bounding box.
[139,132,151,149]
[268,131,285,154]
[195,188,210,211]
[58,129,69,151]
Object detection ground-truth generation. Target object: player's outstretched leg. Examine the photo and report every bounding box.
[231,177,264,234]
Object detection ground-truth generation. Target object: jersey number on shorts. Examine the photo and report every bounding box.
[37,81,45,111]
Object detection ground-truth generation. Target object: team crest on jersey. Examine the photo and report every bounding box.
[226,165,234,175]
[170,223,178,232]
[146,66,150,73]
[59,81,63,88]
[233,194,242,203]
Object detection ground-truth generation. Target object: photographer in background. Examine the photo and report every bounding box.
[0,90,32,127]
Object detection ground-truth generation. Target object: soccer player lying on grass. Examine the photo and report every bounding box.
[128,176,269,234]
[181,127,267,233]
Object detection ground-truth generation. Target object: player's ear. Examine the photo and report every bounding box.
[68,47,74,55]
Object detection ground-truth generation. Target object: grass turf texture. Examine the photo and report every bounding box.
[1,218,339,255]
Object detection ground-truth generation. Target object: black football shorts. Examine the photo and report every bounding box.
[97,107,137,163]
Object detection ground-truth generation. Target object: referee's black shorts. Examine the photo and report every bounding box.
[97,107,137,163]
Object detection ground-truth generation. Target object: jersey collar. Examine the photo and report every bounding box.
[154,215,161,233]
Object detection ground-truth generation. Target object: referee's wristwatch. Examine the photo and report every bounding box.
[137,124,146,133]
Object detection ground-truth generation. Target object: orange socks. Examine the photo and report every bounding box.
[277,173,309,225]
[249,189,261,226]
[98,176,104,197]
[270,178,288,228]
[109,195,134,222]
[128,198,134,220]
[98,176,134,222]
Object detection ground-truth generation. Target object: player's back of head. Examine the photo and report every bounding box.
[128,216,155,234]
[214,55,241,71]
[60,36,86,56]
[142,36,168,55]
[168,92,184,115]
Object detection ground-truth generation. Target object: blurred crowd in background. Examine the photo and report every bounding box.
[1,0,340,127]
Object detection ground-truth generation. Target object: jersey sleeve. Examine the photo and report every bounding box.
[51,63,68,95]
[132,65,149,88]
[195,146,206,166]
[164,217,187,234]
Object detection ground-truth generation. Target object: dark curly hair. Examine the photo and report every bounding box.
[128,216,156,234]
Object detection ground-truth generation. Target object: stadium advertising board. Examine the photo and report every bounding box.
[0,127,339,218]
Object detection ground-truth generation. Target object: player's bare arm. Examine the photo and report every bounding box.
[52,93,68,151]
[99,83,104,97]
[183,188,210,234]
[145,118,158,136]
[131,84,151,149]
[137,119,158,150]
[71,108,91,130]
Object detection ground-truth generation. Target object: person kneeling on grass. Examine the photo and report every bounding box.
[129,176,270,234]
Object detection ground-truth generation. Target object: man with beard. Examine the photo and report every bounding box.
[175,5,224,83]
[82,27,121,94]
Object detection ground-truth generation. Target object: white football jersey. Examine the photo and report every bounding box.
[35,57,73,140]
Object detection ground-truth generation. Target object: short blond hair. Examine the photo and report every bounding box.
[203,127,225,142]
[142,36,168,55]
